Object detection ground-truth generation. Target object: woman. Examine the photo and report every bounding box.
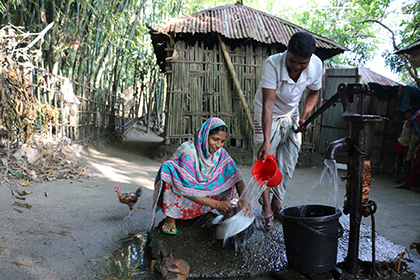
[152,117,246,234]
[395,108,420,189]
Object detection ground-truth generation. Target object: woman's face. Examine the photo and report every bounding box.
[208,131,227,154]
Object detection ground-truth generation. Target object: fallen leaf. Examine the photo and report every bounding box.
[12,189,23,196]
[137,206,145,210]
[61,230,72,234]
[7,167,24,178]
[21,191,32,195]
[13,195,26,200]
[20,180,30,186]
[44,192,48,197]
[83,184,97,188]
[14,201,32,209]
[12,261,29,267]
[0,246,4,248]
[13,208,23,213]
[85,256,110,263]
[151,259,156,270]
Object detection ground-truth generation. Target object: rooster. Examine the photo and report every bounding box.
[158,240,190,280]
[115,185,142,219]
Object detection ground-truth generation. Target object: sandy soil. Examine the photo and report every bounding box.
[0,124,419,279]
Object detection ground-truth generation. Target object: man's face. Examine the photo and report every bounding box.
[286,51,311,75]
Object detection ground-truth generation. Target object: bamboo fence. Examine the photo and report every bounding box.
[0,67,136,155]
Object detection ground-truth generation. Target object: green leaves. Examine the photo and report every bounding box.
[7,167,24,178]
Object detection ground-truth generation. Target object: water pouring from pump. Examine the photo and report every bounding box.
[288,82,384,276]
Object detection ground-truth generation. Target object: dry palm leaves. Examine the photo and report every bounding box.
[0,25,88,186]
[0,138,90,185]
[0,24,57,143]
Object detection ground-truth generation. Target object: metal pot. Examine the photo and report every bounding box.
[213,207,255,241]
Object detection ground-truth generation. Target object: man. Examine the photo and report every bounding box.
[253,31,323,229]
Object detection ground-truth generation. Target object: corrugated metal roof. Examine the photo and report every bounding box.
[358,67,400,86]
[336,66,400,86]
[396,37,420,54]
[151,3,348,54]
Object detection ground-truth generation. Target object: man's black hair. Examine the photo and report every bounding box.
[288,31,316,58]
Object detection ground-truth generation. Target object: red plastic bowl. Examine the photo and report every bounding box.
[252,154,283,188]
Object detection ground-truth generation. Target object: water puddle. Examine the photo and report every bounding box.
[105,232,156,279]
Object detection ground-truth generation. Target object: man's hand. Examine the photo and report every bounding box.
[257,141,271,161]
[295,119,311,133]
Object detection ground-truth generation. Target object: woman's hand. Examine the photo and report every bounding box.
[237,199,254,218]
[216,201,232,216]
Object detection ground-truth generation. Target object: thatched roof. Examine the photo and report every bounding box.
[149,3,348,67]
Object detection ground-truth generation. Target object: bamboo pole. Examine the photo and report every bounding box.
[217,34,254,133]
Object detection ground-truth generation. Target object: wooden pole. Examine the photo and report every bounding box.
[218,34,254,133]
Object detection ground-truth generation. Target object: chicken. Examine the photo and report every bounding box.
[158,240,190,280]
[410,242,420,255]
[114,185,142,219]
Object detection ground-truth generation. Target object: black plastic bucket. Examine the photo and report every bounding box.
[279,204,343,274]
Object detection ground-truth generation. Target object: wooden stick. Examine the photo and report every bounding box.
[218,34,254,133]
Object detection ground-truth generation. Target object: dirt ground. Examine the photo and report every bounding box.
[0,124,419,279]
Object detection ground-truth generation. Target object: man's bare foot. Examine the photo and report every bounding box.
[261,211,273,230]
[271,197,284,219]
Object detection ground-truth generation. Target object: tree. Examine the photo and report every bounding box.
[274,0,395,67]
[382,0,420,86]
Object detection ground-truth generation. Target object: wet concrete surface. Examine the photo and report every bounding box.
[141,160,420,279]
[2,127,418,279]
[144,212,415,279]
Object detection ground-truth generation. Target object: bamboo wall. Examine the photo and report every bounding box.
[163,38,321,151]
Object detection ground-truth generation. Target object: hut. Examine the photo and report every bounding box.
[149,3,347,149]
[396,37,420,69]
[319,67,403,171]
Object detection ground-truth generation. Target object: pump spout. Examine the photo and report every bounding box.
[325,137,351,160]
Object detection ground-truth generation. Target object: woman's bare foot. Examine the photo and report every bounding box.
[394,183,411,189]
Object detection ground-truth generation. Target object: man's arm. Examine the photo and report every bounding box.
[258,88,276,161]
[296,89,319,132]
